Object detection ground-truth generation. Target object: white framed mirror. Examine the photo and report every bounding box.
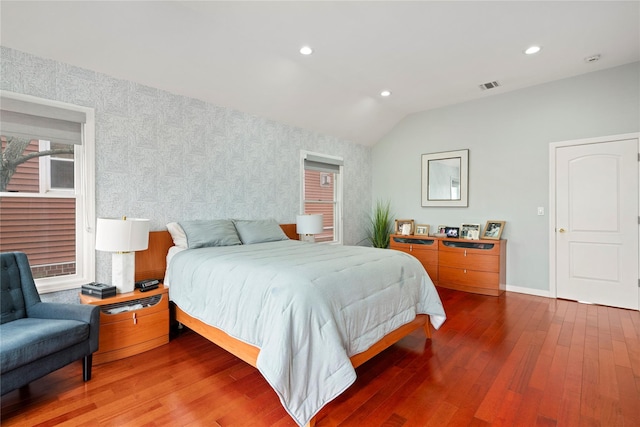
[421,149,469,207]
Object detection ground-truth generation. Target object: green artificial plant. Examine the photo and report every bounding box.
[367,199,393,248]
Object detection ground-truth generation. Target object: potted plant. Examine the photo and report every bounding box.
[367,200,393,248]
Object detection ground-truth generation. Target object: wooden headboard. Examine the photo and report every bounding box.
[134,223,298,282]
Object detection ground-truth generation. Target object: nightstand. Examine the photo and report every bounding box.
[80,285,169,364]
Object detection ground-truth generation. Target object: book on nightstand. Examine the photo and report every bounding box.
[81,282,117,299]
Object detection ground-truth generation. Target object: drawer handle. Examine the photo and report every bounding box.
[464,269,467,274]
[464,250,467,256]
[133,313,137,325]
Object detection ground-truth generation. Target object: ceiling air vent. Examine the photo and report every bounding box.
[584,54,601,63]
[479,81,501,91]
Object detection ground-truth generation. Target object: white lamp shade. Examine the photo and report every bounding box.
[296,214,323,235]
[95,217,150,252]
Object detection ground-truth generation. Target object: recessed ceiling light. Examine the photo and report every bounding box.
[299,46,313,55]
[380,90,392,97]
[524,46,542,55]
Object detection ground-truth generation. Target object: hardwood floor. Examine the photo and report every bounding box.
[2,288,639,426]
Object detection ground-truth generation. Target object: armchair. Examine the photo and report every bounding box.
[0,252,100,395]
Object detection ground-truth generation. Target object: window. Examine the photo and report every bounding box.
[40,140,75,192]
[0,92,95,292]
[301,151,343,243]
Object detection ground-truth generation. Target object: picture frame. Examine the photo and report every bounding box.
[481,220,505,240]
[435,225,447,237]
[460,223,481,240]
[395,219,415,235]
[421,149,469,207]
[415,224,430,236]
[444,226,460,238]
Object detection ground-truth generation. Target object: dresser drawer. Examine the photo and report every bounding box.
[438,266,501,295]
[392,247,438,267]
[390,235,435,247]
[439,251,499,273]
[409,247,438,264]
[438,239,502,256]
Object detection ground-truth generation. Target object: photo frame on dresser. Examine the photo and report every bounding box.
[482,220,505,240]
[415,224,430,236]
[460,223,481,240]
[395,219,415,235]
[444,226,460,238]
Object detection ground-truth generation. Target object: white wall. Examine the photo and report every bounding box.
[372,62,640,294]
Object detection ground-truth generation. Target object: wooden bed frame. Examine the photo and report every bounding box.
[135,225,431,426]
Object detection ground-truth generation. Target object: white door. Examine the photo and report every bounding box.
[555,136,638,310]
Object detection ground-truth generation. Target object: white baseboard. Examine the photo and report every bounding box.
[505,284,551,298]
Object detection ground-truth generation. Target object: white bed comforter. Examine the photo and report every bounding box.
[167,240,445,426]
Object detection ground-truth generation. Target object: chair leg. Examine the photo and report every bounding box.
[83,354,93,381]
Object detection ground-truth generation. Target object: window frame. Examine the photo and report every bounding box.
[0,91,96,293]
[39,140,75,193]
[300,150,343,244]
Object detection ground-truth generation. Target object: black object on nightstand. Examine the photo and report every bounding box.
[135,279,160,292]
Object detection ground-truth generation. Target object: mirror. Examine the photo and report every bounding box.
[421,149,468,207]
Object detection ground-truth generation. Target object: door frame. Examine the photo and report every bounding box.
[548,132,639,302]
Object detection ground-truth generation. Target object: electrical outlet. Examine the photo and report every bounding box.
[537,207,545,216]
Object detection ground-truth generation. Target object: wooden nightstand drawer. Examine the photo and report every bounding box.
[98,292,168,322]
[99,304,168,352]
[81,286,169,364]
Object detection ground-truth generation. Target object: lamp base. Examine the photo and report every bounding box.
[111,252,135,293]
[300,234,316,243]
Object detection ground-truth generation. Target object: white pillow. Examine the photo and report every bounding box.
[166,222,187,248]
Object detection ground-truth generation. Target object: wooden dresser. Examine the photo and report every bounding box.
[389,235,439,283]
[390,235,506,296]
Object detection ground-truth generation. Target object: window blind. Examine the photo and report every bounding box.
[1,96,86,145]
[304,154,343,174]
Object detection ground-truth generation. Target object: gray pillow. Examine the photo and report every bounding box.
[178,219,242,248]
[233,219,289,244]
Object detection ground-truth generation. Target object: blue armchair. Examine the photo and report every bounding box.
[0,252,100,395]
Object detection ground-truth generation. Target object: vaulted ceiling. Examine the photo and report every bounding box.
[2,1,638,146]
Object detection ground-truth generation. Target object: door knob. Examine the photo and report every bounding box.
[558,228,566,233]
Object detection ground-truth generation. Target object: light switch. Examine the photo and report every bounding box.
[537,207,544,216]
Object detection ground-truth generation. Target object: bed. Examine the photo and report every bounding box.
[135,220,446,427]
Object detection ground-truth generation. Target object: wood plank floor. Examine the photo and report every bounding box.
[2,288,639,426]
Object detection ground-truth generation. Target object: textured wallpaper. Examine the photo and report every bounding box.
[1,47,373,288]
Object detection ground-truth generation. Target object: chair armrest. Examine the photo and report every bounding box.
[29,302,100,353]
[29,302,97,323]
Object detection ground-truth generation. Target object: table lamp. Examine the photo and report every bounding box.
[96,216,150,293]
[296,214,323,243]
